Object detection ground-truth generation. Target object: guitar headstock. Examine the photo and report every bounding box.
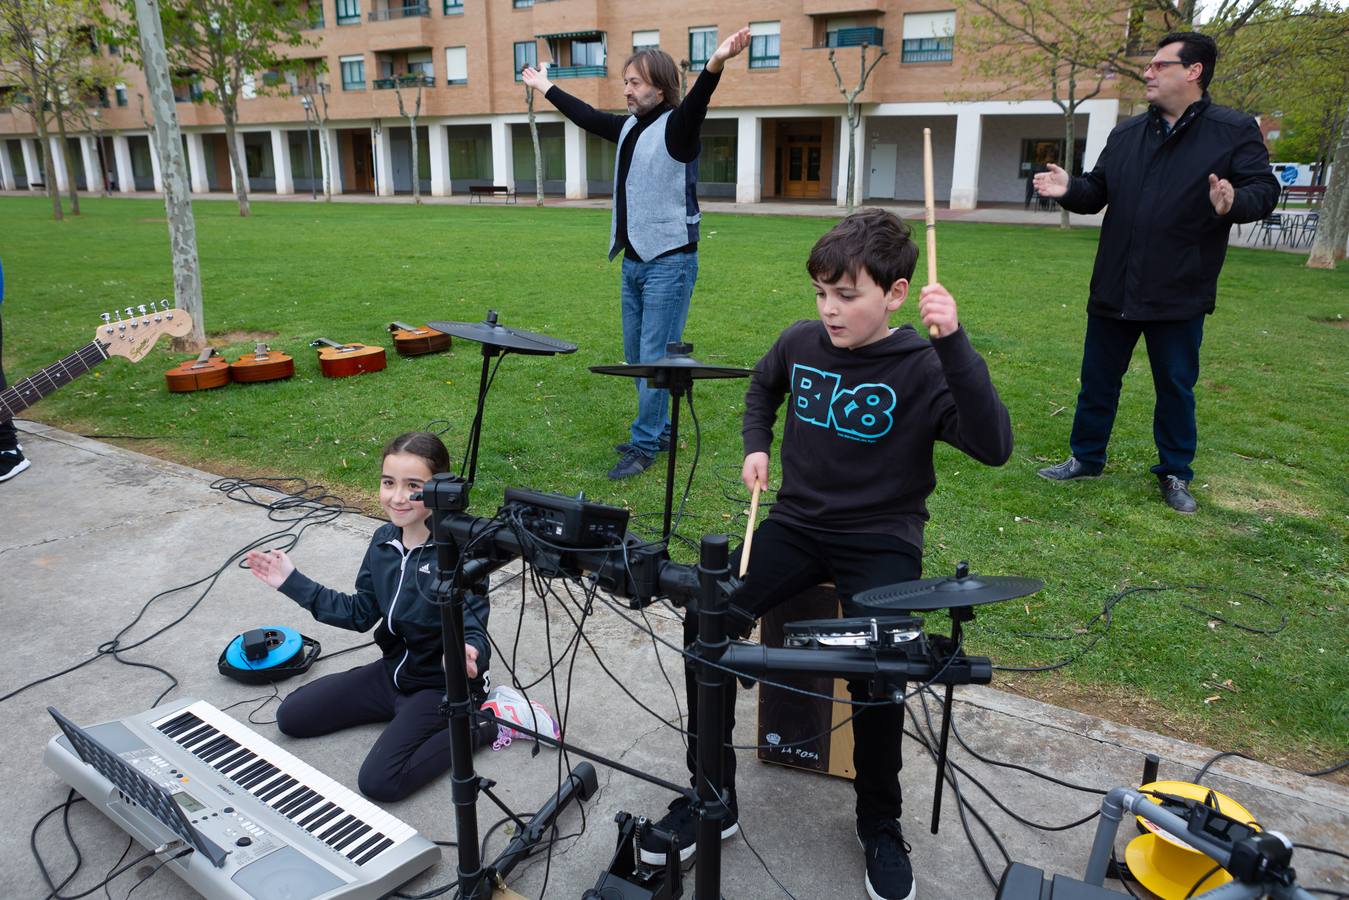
[98,301,195,362]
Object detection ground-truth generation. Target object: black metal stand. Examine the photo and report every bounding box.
[420,475,599,899]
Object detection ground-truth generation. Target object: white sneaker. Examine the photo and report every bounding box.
[480,685,560,749]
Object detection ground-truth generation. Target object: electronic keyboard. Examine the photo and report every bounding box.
[44,697,440,900]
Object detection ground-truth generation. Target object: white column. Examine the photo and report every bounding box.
[374,124,394,196]
[322,127,343,194]
[0,142,15,190]
[21,138,42,189]
[80,136,100,191]
[148,134,164,192]
[490,119,514,190]
[428,123,451,197]
[271,128,294,195]
[834,114,865,207]
[563,120,587,199]
[113,135,135,192]
[229,131,248,193]
[736,114,762,204]
[1082,99,1120,172]
[949,110,983,210]
[49,136,70,191]
[185,132,208,193]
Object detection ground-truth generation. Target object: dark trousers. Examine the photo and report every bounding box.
[276,659,490,803]
[682,518,922,823]
[0,312,17,451]
[1069,313,1206,481]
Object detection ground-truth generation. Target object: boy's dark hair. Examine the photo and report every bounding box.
[383,431,450,475]
[807,208,918,292]
[621,48,680,111]
[1158,31,1217,91]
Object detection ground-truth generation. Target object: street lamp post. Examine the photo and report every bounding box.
[300,95,317,200]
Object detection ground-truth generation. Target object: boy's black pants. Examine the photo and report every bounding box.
[682,518,921,823]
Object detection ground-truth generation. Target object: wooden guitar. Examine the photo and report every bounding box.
[0,301,194,423]
[229,343,295,383]
[388,321,452,357]
[165,348,231,392]
[310,338,387,378]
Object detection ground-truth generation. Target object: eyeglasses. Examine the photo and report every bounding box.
[1145,59,1188,72]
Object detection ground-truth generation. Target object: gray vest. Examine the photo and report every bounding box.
[608,110,701,261]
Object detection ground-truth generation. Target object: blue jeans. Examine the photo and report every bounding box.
[619,251,697,454]
[1069,313,1206,481]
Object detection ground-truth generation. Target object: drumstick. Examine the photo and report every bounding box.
[739,480,762,578]
[922,128,940,338]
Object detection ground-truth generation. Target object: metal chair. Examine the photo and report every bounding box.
[1257,214,1287,246]
[1293,212,1319,248]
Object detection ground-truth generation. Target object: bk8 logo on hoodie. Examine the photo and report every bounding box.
[791,364,896,441]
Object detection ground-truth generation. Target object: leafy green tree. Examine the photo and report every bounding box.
[109,0,312,216]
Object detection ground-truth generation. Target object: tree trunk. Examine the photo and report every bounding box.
[526,85,543,206]
[1307,105,1349,269]
[1061,106,1075,230]
[411,120,421,204]
[222,104,251,217]
[317,120,332,202]
[845,102,857,212]
[33,114,63,220]
[53,100,80,216]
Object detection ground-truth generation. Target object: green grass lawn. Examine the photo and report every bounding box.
[2,195,1345,769]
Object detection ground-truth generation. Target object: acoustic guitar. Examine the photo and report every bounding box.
[229,343,295,383]
[310,338,387,378]
[1,301,194,423]
[388,321,452,357]
[165,348,231,392]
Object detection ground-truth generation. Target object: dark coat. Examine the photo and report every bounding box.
[280,522,490,694]
[1059,96,1279,321]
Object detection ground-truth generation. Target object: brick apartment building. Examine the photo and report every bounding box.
[0,0,1133,208]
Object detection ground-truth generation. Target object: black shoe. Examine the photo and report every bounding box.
[1159,475,1197,513]
[0,448,30,483]
[608,448,656,480]
[1037,456,1102,481]
[615,433,671,455]
[638,793,739,866]
[857,818,916,900]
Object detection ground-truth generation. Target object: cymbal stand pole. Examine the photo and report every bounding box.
[465,344,503,486]
[693,534,732,900]
[930,605,972,835]
[661,383,685,540]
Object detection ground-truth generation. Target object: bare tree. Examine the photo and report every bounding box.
[828,44,887,212]
[392,74,423,205]
[299,80,332,201]
[523,63,544,206]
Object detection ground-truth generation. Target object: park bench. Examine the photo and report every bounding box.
[1280,184,1325,208]
[468,184,516,204]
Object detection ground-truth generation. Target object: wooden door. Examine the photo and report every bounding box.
[781,134,822,198]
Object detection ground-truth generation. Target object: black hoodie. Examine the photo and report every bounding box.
[279,522,490,694]
[742,321,1012,550]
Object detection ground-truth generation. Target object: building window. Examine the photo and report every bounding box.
[749,21,780,69]
[407,50,433,79]
[513,0,532,7]
[513,40,536,79]
[632,29,659,53]
[571,39,603,67]
[446,46,467,84]
[115,84,128,107]
[1018,138,1085,177]
[336,0,360,24]
[444,0,462,13]
[107,41,120,55]
[340,55,366,90]
[688,27,716,72]
[902,11,955,63]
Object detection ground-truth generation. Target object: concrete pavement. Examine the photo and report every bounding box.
[1,422,1345,899]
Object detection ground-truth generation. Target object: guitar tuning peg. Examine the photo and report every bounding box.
[101,312,111,324]
[159,299,170,310]
[113,309,123,322]
[124,307,134,319]
[138,304,148,316]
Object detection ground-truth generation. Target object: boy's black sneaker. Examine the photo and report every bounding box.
[857,818,916,900]
[1159,475,1197,513]
[638,793,739,866]
[608,448,656,480]
[0,448,30,483]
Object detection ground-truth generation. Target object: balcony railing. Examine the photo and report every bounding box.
[549,64,606,79]
[901,37,952,63]
[369,3,430,20]
[825,26,884,48]
[373,73,436,89]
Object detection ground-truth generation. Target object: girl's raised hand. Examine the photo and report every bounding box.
[246,548,295,590]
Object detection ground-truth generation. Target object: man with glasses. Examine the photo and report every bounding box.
[1032,31,1277,514]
